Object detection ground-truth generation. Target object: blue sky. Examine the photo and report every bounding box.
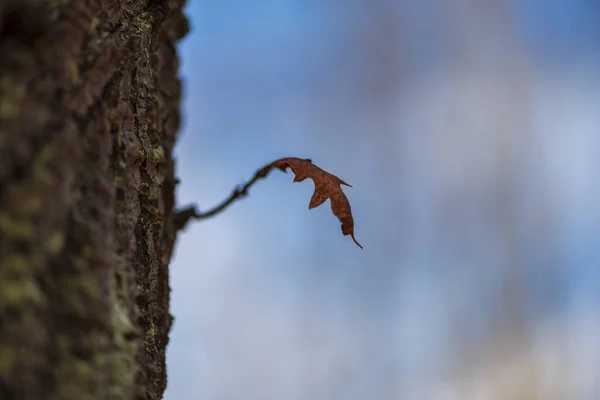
[167,1,600,399]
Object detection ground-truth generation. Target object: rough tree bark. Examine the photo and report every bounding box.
[0,1,188,399]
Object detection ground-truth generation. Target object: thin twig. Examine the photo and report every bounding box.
[173,162,277,231]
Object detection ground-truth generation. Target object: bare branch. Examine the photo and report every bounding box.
[173,162,275,231]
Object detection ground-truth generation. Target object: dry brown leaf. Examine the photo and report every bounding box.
[269,157,362,249]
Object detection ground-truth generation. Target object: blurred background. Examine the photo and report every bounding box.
[165,1,600,399]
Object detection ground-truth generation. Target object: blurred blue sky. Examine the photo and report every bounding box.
[167,1,600,399]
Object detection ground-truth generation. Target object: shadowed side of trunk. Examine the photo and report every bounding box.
[0,1,188,399]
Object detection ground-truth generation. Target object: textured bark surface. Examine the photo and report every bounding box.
[0,1,187,399]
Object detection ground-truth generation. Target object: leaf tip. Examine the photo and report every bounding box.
[351,234,363,249]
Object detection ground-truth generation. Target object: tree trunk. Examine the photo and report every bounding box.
[0,1,188,399]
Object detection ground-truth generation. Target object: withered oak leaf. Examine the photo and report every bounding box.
[269,157,362,249]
